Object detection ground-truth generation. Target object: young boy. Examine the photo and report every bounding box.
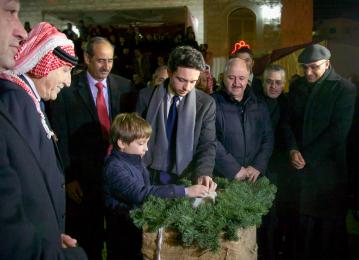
[103,112,211,260]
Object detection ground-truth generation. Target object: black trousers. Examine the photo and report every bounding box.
[287,214,348,260]
[105,210,142,260]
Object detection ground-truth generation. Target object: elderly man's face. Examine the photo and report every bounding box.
[168,67,200,97]
[263,71,285,99]
[36,65,72,101]
[301,59,330,83]
[154,68,168,86]
[223,58,250,102]
[85,42,114,81]
[0,0,27,71]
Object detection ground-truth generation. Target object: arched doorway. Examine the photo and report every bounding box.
[228,8,256,53]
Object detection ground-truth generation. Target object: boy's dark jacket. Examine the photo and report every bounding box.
[103,149,185,212]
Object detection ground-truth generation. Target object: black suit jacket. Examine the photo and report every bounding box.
[0,79,87,260]
[48,71,134,194]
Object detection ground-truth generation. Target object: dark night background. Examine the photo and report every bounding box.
[314,0,359,21]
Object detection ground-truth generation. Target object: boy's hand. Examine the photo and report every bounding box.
[186,185,209,198]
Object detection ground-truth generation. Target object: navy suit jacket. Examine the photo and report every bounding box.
[0,79,87,259]
[103,150,185,212]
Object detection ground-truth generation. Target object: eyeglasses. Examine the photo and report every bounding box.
[265,79,283,86]
[300,61,327,71]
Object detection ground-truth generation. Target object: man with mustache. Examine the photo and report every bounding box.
[48,36,133,260]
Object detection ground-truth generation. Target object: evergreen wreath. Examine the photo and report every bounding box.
[130,176,277,252]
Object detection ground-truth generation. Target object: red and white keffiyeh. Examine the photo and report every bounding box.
[13,22,76,77]
[0,22,77,139]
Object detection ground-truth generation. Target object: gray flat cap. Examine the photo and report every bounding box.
[298,44,331,64]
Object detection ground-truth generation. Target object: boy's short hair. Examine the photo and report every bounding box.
[110,113,152,148]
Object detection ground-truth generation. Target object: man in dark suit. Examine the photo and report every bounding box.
[136,46,216,190]
[284,44,356,260]
[48,36,134,260]
[0,12,86,260]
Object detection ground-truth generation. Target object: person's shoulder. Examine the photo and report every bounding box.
[328,70,356,93]
[0,79,33,104]
[196,88,215,103]
[109,73,131,85]
[139,85,156,97]
[104,151,127,171]
[211,90,228,103]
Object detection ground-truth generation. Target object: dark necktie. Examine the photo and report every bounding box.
[159,95,179,184]
[166,95,179,144]
[95,82,110,140]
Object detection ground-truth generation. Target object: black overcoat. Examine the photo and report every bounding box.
[284,69,356,217]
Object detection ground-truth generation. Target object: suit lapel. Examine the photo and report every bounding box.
[76,71,99,121]
[107,75,118,120]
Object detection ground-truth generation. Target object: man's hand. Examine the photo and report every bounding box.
[197,176,217,192]
[61,234,77,248]
[245,166,260,183]
[66,180,83,204]
[290,149,306,170]
[234,167,248,181]
[186,185,209,198]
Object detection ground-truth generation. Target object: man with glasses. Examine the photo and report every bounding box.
[255,64,291,260]
[212,57,273,183]
[284,44,356,259]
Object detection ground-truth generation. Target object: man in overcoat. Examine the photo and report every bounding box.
[212,58,274,182]
[48,37,134,260]
[284,44,356,260]
[0,16,87,260]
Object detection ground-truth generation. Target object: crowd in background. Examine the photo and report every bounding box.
[1,7,358,259]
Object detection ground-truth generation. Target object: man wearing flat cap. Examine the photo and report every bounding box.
[284,44,356,259]
[0,21,87,259]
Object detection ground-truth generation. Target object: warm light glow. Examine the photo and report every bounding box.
[230,40,251,55]
[261,4,282,24]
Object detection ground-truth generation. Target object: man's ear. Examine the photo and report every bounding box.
[84,53,90,66]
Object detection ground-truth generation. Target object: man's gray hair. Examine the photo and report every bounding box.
[223,57,250,75]
[263,64,286,83]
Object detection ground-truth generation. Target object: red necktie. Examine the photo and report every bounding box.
[95,82,110,141]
